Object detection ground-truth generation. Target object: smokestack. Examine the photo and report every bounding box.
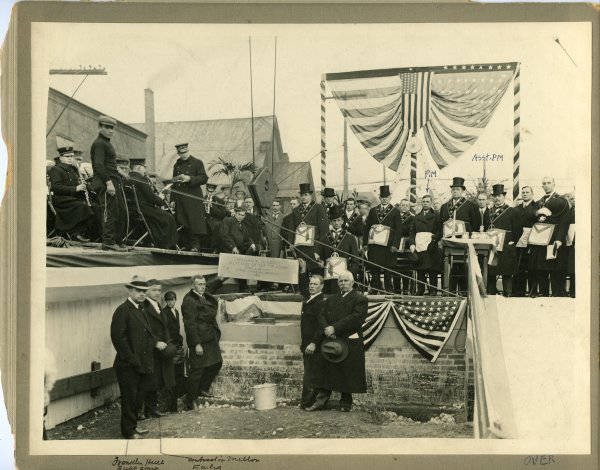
[144,88,156,172]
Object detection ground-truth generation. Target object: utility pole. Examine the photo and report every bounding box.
[343,119,349,197]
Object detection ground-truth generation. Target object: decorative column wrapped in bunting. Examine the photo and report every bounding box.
[320,76,327,188]
[513,63,521,201]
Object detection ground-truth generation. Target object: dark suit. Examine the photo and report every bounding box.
[221,216,259,291]
[395,212,414,293]
[409,208,442,295]
[342,210,364,240]
[472,208,491,233]
[512,200,539,296]
[160,306,186,411]
[264,211,285,258]
[110,298,155,438]
[300,292,326,407]
[181,279,224,407]
[320,229,361,294]
[487,205,518,295]
[312,289,368,408]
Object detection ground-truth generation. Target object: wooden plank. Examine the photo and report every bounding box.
[50,368,116,402]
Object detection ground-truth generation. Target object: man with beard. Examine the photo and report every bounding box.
[47,146,95,242]
[306,271,368,412]
[409,195,442,296]
[342,197,364,239]
[299,275,326,409]
[363,185,401,294]
[292,183,330,295]
[127,164,178,249]
[320,206,360,294]
[171,143,209,251]
[486,184,518,296]
[181,275,225,410]
[438,177,479,292]
[90,115,128,251]
[512,186,539,296]
[394,199,414,294]
[528,177,570,297]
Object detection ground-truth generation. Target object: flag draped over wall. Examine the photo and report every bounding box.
[327,63,518,172]
[362,297,467,362]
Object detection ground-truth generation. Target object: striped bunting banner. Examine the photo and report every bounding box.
[362,297,467,362]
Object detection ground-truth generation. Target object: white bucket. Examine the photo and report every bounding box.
[253,383,277,410]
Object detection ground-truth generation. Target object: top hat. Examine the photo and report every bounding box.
[98,115,117,126]
[57,146,74,157]
[379,185,391,198]
[450,177,466,189]
[175,143,189,153]
[125,275,149,290]
[299,183,313,194]
[330,205,345,221]
[322,187,336,198]
[320,338,349,363]
[492,184,506,196]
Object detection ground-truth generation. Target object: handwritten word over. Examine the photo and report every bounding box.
[524,455,557,465]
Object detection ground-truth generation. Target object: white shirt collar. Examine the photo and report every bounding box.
[147,298,161,312]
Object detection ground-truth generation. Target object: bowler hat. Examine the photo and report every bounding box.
[98,115,117,126]
[379,185,391,198]
[323,187,336,198]
[450,177,466,189]
[126,275,149,290]
[492,184,506,196]
[299,183,313,194]
[320,337,349,363]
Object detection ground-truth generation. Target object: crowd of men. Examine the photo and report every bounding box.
[47,113,575,298]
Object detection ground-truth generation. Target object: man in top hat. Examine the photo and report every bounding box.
[306,271,368,412]
[110,275,167,439]
[486,184,518,296]
[342,197,364,240]
[47,146,96,242]
[528,177,570,297]
[171,143,209,251]
[203,183,227,252]
[409,194,443,295]
[320,205,361,294]
[91,115,129,251]
[127,163,178,249]
[511,186,539,297]
[363,185,402,294]
[322,187,338,220]
[291,183,330,295]
[394,199,415,295]
[438,176,479,292]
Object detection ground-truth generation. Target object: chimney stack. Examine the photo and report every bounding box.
[144,88,156,172]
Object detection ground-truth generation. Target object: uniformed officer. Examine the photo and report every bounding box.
[171,143,209,251]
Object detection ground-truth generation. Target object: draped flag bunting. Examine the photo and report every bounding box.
[362,297,467,362]
[327,63,518,172]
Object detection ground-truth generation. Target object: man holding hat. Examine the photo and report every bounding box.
[91,115,129,251]
[110,275,166,439]
[171,143,209,251]
[306,271,368,412]
[322,187,338,220]
[291,183,330,295]
[363,185,402,293]
[439,177,479,292]
[47,146,95,242]
[487,184,518,296]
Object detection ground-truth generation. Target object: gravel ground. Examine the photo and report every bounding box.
[47,401,472,440]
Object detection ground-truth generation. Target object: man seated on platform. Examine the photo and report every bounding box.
[221,206,259,292]
[306,271,368,413]
[47,146,96,242]
[128,164,178,249]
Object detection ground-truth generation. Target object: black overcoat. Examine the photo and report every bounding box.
[47,162,93,231]
[342,210,365,239]
[143,300,175,389]
[172,156,209,235]
[528,193,570,271]
[363,204,401,268]
[312,290,368,394]
[221,216,257,254]
[438,197,479,234]
[110,299,155,374]
[300,292,327,351]
[488,204,518,276]
[409,208,442,272]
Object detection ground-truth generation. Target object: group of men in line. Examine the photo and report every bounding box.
[109,269,369,439]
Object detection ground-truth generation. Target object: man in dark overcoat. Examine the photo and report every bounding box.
[486,184,518,296]
[322,187,339,220]
[307,271,368,412]
[181,275,225,410]
[394,199,415,294]
[171,143,209,251]
[47,146,95,241]
[438,177,479,292]
[299,275,327,409]
[292,183,330,295]
[528,178,570,297]
[409,194,442,295]
[161,291,186,412]
[320,206,361,294]
[342,198,364,240]
[128,164,178,249]
[363,185,401,294]
[110,275,166,439]
[512,186,539,296]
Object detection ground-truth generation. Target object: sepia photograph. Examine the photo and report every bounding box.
[20,13,593,460]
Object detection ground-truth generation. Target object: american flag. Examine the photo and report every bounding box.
[400,72,433,131]
[362,297,467,362]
